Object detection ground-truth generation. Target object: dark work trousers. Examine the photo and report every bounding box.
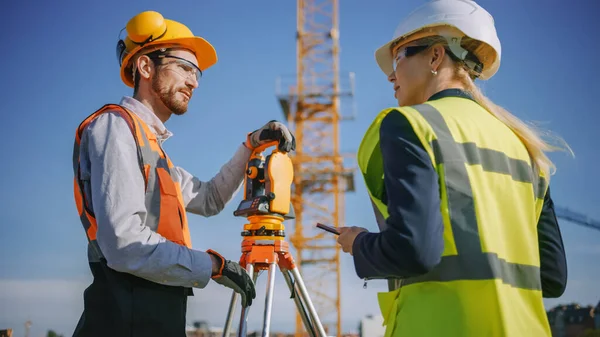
[72,260,193,337]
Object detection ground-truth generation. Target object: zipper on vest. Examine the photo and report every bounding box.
[363,278,368,289]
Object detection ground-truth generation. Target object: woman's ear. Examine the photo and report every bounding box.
[429,44,446,73]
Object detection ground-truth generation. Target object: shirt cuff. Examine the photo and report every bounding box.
[188,250,215,288]
[352,231,374,279]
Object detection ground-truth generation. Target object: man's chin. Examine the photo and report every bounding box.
[169,103,188,116]
[159,94,189,116]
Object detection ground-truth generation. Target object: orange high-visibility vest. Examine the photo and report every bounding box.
[73,104,192,259]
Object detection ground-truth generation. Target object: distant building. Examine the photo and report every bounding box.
[595,301,600,330]
[547,303,596,337]
[358,315,385,337]
[186,321,230,337]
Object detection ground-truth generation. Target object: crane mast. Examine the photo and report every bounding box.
[277,0,355,335]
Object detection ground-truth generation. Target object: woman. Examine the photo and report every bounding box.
[337,1,570,336]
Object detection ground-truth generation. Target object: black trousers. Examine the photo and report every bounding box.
[73,260,192,337]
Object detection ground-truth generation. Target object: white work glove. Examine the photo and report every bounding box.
[245,120,296,152]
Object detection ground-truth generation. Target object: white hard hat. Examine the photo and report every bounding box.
[375,0,501,80]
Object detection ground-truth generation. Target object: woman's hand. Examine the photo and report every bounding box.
[337,226,368,255]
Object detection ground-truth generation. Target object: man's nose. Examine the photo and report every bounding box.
[185,76,199,89]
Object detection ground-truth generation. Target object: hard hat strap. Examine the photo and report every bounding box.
[116,25,169,67]
[446,36,469,61]
[443,36,484,78]
[132,27,168,47]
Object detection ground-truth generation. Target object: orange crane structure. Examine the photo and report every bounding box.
[276,0,356,336]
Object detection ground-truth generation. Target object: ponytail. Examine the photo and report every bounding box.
[454,64,573,178]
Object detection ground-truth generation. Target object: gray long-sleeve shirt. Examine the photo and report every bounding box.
[77,96,251,289]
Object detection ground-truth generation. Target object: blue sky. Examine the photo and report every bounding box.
[1,0,599,335]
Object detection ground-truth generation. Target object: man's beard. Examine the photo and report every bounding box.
[152,75,189,115]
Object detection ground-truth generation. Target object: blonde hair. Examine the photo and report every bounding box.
[417,35,573,178]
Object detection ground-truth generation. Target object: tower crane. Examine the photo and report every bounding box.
[276,0,355,336]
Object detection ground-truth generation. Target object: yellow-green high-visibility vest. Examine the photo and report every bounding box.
[357,96,551,337]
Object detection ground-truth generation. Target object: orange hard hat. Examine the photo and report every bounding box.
[116,11,217,87]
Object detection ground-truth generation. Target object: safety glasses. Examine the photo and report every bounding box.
[392,42,484,76]
[392,45,430,72]
[149,54,203,83]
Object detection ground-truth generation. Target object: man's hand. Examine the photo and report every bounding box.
[337,226,368,256]
[246,120,296,152]
[207,249,256,307]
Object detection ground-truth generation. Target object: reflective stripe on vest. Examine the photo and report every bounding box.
[401,103,545,290]
[73,104,191,260]
[357,100,548,291]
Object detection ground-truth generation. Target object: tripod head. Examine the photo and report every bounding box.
[234,140,295,237]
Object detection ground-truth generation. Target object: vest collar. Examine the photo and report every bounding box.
[427,88,475,102]
[119,96,173,142]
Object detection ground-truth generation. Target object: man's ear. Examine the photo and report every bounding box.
[136,55,153,80]
[430,44,446,72]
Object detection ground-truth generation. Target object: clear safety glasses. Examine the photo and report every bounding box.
[150,54,203,83]
[392,45,430,72]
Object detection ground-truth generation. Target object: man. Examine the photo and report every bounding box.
[72,11,296,337]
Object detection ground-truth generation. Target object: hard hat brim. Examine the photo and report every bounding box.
[120,36,218,88]
[375,27,443,78]
[375,40,395,78]
[374,25,499,80]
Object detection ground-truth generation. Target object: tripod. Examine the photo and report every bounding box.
[221,142,326,337]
